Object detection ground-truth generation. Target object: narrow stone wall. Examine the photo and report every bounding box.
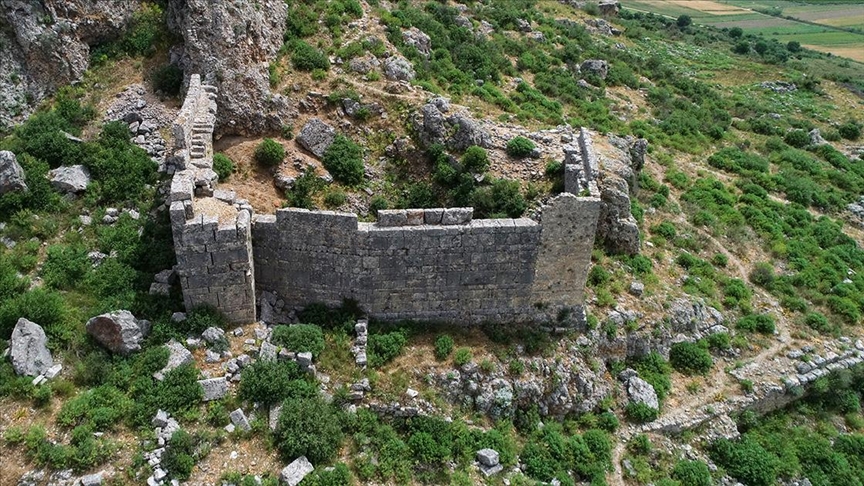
[169,75,257,324]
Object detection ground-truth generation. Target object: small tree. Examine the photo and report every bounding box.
[676,15,692,28]
[255,138,285,167]
[460,145,489,173]
[787,41,801,52]
[729,27,743,38]
[733,41,750,55]
[213,153,235,181]
[672,460,712,486]
[322,135,365,186]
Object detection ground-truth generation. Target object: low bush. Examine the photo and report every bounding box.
[238,359,307,405]
[651,221,677,240]
[749,262,775,287]
[255,138,285,167]
[625,402,659,423]
[41,244,90,290]
[460,146,489,173]
[453,347,472,366]
[506,136,536,158]
[630,352,671,402]
[271,324,325,358]
[291,40,330,71]
[0,288,70,342]
[671,460,712,486]
[323,188,347,208]
[710,436,779,486]
[472,178,527,218]
[152,64,183,97]
[737,314,775,334]
[367,330,407,368]
[323,135,364,186]
[669,341,713,375]
[162,430,196,480]
[839,121,861,141]
[213,153,235,181]
[433,334,454,360]
[275,396,344,464]
[784,129,809,148]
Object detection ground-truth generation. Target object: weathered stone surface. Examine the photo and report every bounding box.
[629,281,644,297]
[154,340,194,380]
[49,165,90,194]
[383,56,416,82]
[348,55,380,74]
[201,326,225,344]
[810,128,828,146]
[476,448,500,467]
[199,377,228,401]
[599,0,621,16]
[10,318,53,377]
[580,59,609,80]
[167,0,294,135]
[229,408,251,431]
[86,310,149,355]
[403,28,431,57]
[446,114,492,151]
[668,298,724,334]
[280,456,314,486]
[627,376,659,410]
[0,151,27,195]
[79,472,103,485]
[296,118,336,158]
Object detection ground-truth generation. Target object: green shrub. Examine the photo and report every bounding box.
[290,40,330,71]
[625,402,658,423]
[367,330,407,368]
[839,121,861,141]
[672,460,711,486]
[323,188,347,208]
[588,265,610,286]
[162,430,196,480]
[433,335,454,360]
[323,135,365,186]
[255,138,285,167]
[669,341,713,375]
[238,359,307,405]
[712,253,729,267]
[460,146,489,173]
[453,347,472,366]
[706,332,731,351]
[784,130,809,148]
[651,221,677,240]
[597,412,619,433]
[736,314,775,334]
[123,3,167,56]
[302,463,352,486]
[41,244,90,290]
[473,178,527,218]
[369,195,389,216]
[710,437,779,486]
[213,153,235,181]
[0,288,70,342]
[749,262,775,287]
[271,324,325,358]
[152,64,183,97]
[57,385,131,431]
[286,168,324,209]
[87,121,158,203]
[275,396,343,464]
[157,364,203,416]
[506,136,536,158]
[630,352,671,402]
[803,312,832,334]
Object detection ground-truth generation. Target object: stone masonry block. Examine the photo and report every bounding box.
[405,209,424,225]
[377,210,407,227]
[442,207,473,225]
[424,208,444,224]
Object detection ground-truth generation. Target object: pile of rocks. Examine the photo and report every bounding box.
[760,81,797,93]
[221,353,253,382]
[780,341,864,391]
[352,319,368,367]
[259,290,294,324]
[146,410,182,486]
[477,448,503,477]
[17,469,105,486]
[104,84,178,171]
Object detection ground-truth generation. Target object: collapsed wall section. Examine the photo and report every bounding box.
[169,75,257,324]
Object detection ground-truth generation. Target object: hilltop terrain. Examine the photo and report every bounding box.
[1,1,864,485]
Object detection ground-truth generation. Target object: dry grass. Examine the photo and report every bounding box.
[666,0,750,15]
[193,197,238,225]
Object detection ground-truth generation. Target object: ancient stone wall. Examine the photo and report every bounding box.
[169,75,256,324]
[169,78,602,325]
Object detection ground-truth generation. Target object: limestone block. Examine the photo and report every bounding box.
[442,207,473,225]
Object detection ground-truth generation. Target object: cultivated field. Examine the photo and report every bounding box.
[620,0,864,62]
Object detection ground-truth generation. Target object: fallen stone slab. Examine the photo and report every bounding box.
[230,408,251,431]
[86,310,150,355]
[49,165,90,194]
[280,456,314,486]
[199,377,228,401]
[476,448,500,467]
[10,318,54,377]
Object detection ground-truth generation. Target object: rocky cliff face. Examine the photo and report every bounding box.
[0,0,140,128]
[167,0,294,136]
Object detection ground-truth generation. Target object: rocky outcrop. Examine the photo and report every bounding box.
[48,165,90,194]
[626,375,659,410]
[296,118,336,158]
[0,150,27,195]
[383,55,416,82]
[0,0,140,126]
[413,101,492,151]
[167,0,294,135]
[809,128,828,146]
[580,59,609,80]
[9,318,53,377]
[668,298,726,336]
[402,28,431,58]
[596,134,646,255]
[86,310,151,355]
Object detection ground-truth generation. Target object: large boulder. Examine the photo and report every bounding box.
[383,56,416,82]
[86,310,150,355]
[580,59,609,80]
[668,298,725,335]
[626,376,659,410]
[296,118,336,158]
[402,28,431,58]
[9,318,53,377]
[0,150,27,195]
[48,165,90,194]
[167,0,295,135]
[447,114,493,151]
